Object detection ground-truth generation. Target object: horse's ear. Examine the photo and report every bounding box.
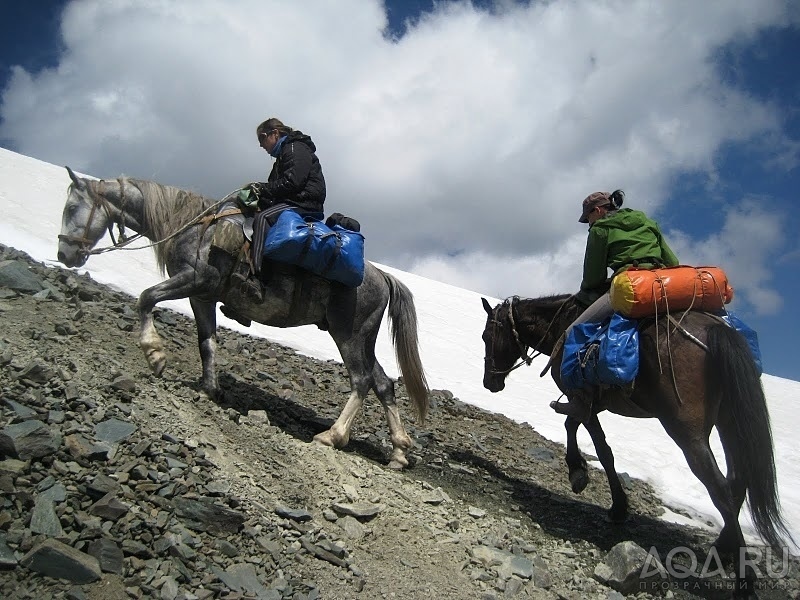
[66,166,85,189]
[481,297,493,315]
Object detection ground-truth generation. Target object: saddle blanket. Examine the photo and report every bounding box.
[263,210,365,287]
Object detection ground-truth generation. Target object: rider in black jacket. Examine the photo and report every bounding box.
[246,118,327,274]
[249,119,326,215]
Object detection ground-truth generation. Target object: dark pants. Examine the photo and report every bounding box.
[251,204,323,273]
[251,203,294,273]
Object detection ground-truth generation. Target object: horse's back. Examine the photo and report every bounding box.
[627,310,721,417]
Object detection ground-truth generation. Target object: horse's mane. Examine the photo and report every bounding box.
[506,293,573,310]
[527,293,573,306]
[125,178,216,275]
[509,294,582,328]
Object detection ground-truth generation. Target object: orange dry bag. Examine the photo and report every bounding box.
[609,266,734,318]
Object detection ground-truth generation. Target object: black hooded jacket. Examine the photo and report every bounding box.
[257,130,326,213]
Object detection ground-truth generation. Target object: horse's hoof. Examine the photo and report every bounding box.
[203,387,223,403]
[606,503,629,524]
[569,469,589,494]
[149,353,167,377]
[314,430,346,448]
[711,530,738,557]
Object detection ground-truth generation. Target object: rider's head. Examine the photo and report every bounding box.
[579,189,624,224]
[256,118,292,153]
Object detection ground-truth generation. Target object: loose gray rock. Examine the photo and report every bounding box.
[0,260,45,293]
[20,539,102,584]
[94,417,137,443]
[213,562,270,597]
[30,497,64,537]
[172,497,246,535]
[593,540,668,595]
[331,501,385,518]
[275,505,313,522]
[0,420,61,459]
[0,535,18,569]
[87,537,124,574]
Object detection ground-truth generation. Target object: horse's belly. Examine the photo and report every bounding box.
[223,271,331,327]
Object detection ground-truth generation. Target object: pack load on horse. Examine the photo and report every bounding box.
[57,167,429,469]
[218,117,367,327]
[481,189,791,594]
[561,264,761,389]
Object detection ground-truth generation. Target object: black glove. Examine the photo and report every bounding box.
[245,182,267,199]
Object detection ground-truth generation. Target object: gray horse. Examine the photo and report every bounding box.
[57,167,429,469]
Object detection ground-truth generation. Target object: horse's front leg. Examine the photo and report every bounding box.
[584,414,629,523]
[189,298,219,400]
[314,336,369,450]
[564,416,590,493]
[137,271,203,377]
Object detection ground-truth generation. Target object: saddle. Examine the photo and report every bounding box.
[208,204,338,328]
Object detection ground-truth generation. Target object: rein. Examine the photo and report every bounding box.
[61,179,239,259]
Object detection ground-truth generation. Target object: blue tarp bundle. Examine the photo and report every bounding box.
[561,313,640,389]
[263,210,365,287]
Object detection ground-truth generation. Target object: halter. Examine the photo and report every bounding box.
[485,296,569,376]
[58,179,143,258]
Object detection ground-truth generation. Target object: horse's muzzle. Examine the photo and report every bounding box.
[57,248,87,268]
[483,376,505,393]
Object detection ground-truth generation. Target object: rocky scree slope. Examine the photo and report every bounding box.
[0,244,797,600]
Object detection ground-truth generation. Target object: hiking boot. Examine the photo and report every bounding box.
[220,305,252,327]
[240,277,263,302]
[550,388,594,424]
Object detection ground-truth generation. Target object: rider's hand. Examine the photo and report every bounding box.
[246,182,268,199]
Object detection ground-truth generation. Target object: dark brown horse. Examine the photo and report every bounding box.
[481,294,791,594]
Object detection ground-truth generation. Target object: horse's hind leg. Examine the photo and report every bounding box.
[584,415,628,523]
[313,336,371,450]
[667,426,752,591]
[564,416,590,493]
[316,327,413,469]
[313,389,365,450]
[701,418,747,555]
[313,354,414,469]
[371,361,413,469]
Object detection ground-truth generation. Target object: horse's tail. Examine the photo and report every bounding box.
[707,323,793,551]
[383,272,430,425]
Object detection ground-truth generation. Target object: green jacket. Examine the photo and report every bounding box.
[577,208,679,306]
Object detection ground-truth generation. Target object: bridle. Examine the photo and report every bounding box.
[485,296,568,376]
[58,178,142,259]
[485,296,538,375]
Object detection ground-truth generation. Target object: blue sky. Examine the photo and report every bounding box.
[1,0,799,380]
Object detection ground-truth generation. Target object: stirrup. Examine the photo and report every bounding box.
[550,396,592,424]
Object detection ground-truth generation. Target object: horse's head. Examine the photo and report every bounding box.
[481,297,523,392]
[57,167,111,267]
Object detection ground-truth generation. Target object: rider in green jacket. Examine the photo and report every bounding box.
[576,192,678,307]
[553,189,679,423]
